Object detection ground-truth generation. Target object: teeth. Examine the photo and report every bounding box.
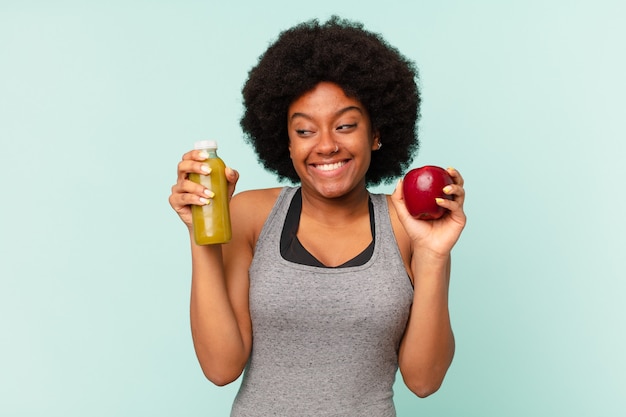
[316,161,346,171]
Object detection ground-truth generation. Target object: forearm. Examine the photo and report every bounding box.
[188,236,249,385]
[399,252,455,397]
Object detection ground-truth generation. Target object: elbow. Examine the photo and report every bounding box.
[400,364,449,398]
[193,344,249,386]
[199,361,245,387]
[208,375,238,387]
[399,337,455,398]
[404,377,443,398]
[205,371,235,387]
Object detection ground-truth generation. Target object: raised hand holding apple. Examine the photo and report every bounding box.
[391,166,466,257]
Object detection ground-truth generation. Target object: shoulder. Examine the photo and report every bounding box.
[230,187,283,217]
[230,187,285,244]
[231,187,284,209]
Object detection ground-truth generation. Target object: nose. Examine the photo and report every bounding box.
[316,130,338,154]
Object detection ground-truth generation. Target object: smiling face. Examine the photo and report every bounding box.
[287,82,380,200]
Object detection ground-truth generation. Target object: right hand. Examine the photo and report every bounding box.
[169,149,240,229]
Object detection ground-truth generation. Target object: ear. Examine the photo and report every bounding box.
[371,131,381,151]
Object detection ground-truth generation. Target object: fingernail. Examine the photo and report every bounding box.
[198,151,208,160]
[204,189,215,198]
[199,197,208,205]
[443,186,452,194]
[200,164,211,174]
[435,198,445,204]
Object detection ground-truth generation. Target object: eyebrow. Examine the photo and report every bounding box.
[289,105,364,121]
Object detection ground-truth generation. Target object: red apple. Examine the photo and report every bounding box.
[402,165,454,220]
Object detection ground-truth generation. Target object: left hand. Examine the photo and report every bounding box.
[390,167,467,258]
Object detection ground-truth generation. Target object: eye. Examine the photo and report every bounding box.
[337,123,357,131]
[295,129,314,137]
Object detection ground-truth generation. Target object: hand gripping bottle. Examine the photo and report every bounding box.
[189,140,232,245]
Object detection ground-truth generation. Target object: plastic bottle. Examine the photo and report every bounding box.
[189,140,232,245]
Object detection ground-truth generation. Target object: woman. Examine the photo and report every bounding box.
[169,16,466,416]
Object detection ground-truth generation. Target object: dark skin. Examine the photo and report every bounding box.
[169,82,466,396]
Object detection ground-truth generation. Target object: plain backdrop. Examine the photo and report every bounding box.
[1,0,624,416]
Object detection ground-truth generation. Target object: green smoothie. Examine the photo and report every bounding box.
[189,141,232,245]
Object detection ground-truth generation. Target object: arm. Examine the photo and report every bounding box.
[389,167,466,397]
[188,223,252,386]
[169,150,254,386]
[397,249,455,398]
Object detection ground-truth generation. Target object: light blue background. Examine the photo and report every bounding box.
[1,0,624,415]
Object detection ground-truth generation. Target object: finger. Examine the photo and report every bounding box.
[168,191,197,211]
[177,159,212,182]
[177,149,210,181]
[443,183,466,206]
[225,167,240,199]
[171,179,213,206]
[389,178,403,204]
[436,197,467,223]
[390,178,412,221]
[446,167,464,187]
[436,196,462,211]
[182,149,210,162]
[225,166,239,183]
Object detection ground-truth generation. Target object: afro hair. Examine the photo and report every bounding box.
[240,16,421,186]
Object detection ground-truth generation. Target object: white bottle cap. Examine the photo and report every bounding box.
[194,140,218,150]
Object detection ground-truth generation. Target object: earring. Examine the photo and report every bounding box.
[377,142,382,150]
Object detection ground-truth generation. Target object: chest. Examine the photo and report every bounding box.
[249,260,413,341]
[296,218,372,267]
[248,188,413,342]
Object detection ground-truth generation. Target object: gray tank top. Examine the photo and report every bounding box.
[231,187,414,417]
